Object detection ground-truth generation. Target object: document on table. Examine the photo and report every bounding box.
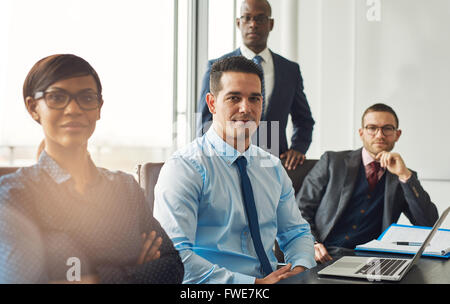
[355,224,450,257]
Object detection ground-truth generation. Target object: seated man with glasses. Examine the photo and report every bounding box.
[197,0,315,171]
[296,103,438,263]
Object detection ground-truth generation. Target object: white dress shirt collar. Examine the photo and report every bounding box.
[206,127,256,167]
[240,45,271,63]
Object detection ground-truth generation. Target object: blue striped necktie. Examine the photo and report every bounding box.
[252,55,266,120]
[235,156,273,276]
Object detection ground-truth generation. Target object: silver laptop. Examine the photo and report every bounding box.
[318,206,450,281]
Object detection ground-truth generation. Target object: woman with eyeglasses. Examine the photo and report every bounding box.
[0,54,184,283]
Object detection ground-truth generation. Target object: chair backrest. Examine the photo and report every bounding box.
[285,159,318,195]
[0,167,19,178]
[274,159,318,263]
[138,162,164,213]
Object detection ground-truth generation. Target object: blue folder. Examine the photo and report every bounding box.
[354,223,450,259]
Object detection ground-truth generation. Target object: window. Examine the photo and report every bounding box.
[0,0,186,173]
[0,0,242,174]
[208,0,237,60]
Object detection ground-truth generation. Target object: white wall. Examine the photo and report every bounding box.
[353,0,450,181]
[268,0,357,157]
[267,0,449,226]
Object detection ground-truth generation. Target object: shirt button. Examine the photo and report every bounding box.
[360,209,365,214]
[345,235,350,240]
[367,194,371,199]
[352,225,357,230]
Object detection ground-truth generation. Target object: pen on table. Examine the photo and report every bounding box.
[392,241,423,246]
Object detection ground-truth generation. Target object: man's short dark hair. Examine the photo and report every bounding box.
[362,103,399,128]
[209,56,263,95]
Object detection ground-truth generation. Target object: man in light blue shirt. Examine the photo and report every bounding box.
[154,56,316,284]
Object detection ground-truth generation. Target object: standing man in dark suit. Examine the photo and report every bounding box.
[297,103,438,263]
[197,0,315,171]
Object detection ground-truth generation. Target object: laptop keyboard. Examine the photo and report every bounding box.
[355,258,408,277]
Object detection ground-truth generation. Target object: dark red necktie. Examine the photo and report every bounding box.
[367,161,381,192]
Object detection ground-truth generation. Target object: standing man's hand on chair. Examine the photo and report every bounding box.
[280,149,306,170]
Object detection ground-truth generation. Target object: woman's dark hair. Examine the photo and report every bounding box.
[23,54,102,104]
[210,56,263,95]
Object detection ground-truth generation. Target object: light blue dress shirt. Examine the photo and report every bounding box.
[154,128,316,284]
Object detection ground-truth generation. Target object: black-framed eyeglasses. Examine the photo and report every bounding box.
[364,125,397,136]
[34,89,102,111]
[239,15,271,25]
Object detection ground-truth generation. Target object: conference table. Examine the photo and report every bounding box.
[280,247,450,284]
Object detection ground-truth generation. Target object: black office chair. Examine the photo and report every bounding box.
[0,167,20,178]
[274,159,318,263]
[285,159,319,195]
[137,162,164,214]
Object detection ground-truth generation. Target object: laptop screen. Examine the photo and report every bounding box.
[405,206,450,270]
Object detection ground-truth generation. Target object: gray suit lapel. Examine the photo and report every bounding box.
[383,172,398,230]
[334,149,363,221]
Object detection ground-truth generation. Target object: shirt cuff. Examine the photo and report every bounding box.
[291,257,317,270]
[399,175,411,183]
[289,144,307,155]
[232,272,257,284]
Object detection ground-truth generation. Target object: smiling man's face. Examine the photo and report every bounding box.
[206,71,262,151]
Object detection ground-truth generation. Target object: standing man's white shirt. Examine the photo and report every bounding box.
[240,45,274,116]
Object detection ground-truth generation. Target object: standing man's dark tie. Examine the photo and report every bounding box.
[235,156,273,276]
[252,55,266,120]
